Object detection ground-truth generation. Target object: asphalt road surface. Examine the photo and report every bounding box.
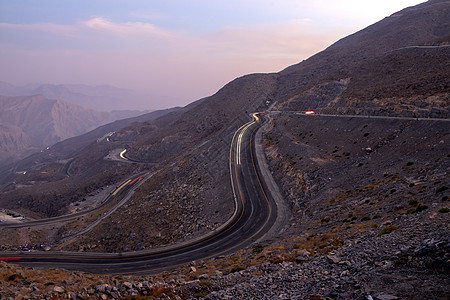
[0,173,148,229]
[0,113,278,275]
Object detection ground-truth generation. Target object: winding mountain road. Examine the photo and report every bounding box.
[0,173,148,229]
[0,113,278,274]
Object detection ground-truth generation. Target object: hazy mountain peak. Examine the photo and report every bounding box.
[0,82,160,111]
[0,95,147,165]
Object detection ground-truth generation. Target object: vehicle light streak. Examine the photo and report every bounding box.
[129,175,145,185]
[112,179,132,196]
[0,257,21,261]
[236,122,254,165]
[120,149,128,160]
[236,114,260,165]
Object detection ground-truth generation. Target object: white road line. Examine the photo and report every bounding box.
[237,122,255,165]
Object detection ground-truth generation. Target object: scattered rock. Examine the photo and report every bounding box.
[96,284,110,293]
[297,249,311,256]
[373,294,399,300]
[296,255,309,263]
[53,286,65,293]
[326,255,341,264]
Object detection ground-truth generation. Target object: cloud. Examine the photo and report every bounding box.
[0,17,174,41]
[0,17,350,107]
[81,17,173,38]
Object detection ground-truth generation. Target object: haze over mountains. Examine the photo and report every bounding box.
[0,94,152,166]
[0,1,449,299]
[0,81,176,111]
[0,81,189,166]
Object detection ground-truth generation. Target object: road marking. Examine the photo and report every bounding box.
[248,126,272,236]
[236,120,257,165]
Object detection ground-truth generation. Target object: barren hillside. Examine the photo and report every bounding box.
[0,1,449,298]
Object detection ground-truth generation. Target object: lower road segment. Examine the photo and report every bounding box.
[0,113,278,275]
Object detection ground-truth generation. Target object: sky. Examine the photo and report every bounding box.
[0,0,425,110]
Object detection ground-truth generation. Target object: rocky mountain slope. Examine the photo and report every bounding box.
[0,95,147,166]
[0,1,449,298]
[275,0,450,116]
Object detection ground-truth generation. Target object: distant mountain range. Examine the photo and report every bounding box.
[0,94,149,166]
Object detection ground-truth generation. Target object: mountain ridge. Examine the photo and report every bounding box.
[0,94,149,166]
[0,81,178,111]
